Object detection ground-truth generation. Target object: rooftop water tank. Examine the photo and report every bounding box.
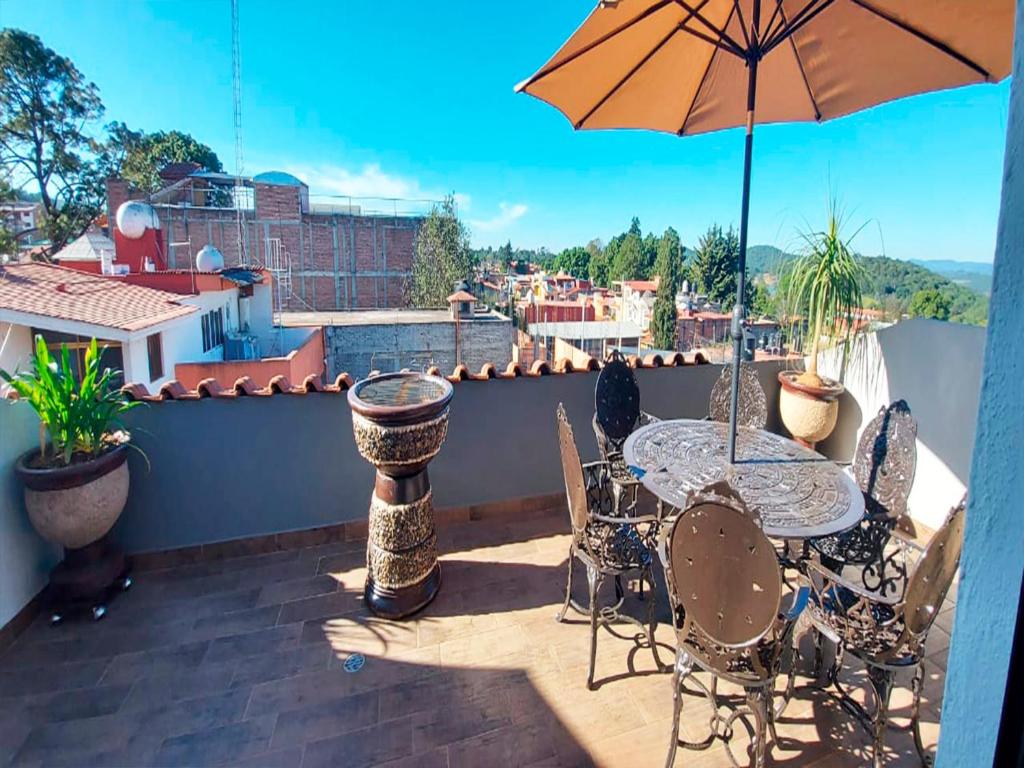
[196,244,225,272]
[115,201,160,240]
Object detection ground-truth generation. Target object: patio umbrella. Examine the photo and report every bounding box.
[515,0,1012,462]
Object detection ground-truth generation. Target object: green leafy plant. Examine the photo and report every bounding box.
[783,201,866,387]
[1,336,139,466]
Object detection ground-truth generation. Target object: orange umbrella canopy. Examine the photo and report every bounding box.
[516,0,1013,136]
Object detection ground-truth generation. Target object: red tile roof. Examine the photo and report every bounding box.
[0,262,196,333]
[447,290,477,302]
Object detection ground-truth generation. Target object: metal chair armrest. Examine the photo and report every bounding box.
[638,411,661,426]
[804,558,902,607]
[592,511,660,527]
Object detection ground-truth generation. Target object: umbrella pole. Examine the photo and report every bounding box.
[727,53,759,464]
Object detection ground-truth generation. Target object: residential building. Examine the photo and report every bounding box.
[528,319,643,360]
[616,278,660,332]
[105,167,425,312]
[0,201,42,247]
[286,303,513,381]
[522,298,595,324]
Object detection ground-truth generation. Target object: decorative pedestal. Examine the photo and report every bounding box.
[47,534,132,623]
[348,373,454,619]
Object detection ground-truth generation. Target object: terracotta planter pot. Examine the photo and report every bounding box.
[778,371,845,447]
[15,444,130,550]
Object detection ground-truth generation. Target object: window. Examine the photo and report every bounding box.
[201,308,224,352]
[146,333,163,382]
[31,329,124,388]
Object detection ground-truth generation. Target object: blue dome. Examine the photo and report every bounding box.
[253,171,306,187]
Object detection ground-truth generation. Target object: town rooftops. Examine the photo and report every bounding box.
[528,320,644,339]
[617,278,660,292]
[279,309,507,327]
[0,262,195,333]
[447,290,477,303]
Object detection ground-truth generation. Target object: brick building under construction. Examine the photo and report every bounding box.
[106,166,424,311]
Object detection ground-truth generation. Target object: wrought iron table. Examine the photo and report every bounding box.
[622,419,864,540]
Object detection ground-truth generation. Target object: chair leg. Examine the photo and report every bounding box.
[812,627,825,679]
[555,547,574,623]
[586,564,602,690]
[665,655,683,768]
[910,663,933,766]
[867,665,894,768]
[642,566,666,671]
[747,689,769,768]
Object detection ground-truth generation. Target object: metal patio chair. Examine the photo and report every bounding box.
[800,497,965,767]
[556,403,665,690]
[660,482,808,768]
[809,401,918,597]
[592,349,660,514]
[708,364,768,430]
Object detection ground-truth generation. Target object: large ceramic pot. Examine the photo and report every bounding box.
[15,444,130,550]
[778,371,844,448]
[348,372,454,619]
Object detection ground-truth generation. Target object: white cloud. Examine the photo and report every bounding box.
[282,163,469,209]
[469,202,529,233]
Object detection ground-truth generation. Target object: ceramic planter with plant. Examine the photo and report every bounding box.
[1,336,141,621]
[778,204,865,448]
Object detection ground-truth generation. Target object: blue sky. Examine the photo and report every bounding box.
[1,0,1011,262]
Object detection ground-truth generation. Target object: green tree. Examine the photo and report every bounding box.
[653,226,685,295]
[553,246,590,279]
[408,195,473,307]
[909,288,952,321]
[497,240,513,269]
[691,225,739,305]
[610,230,645,282]
[0,29,106,257]
[103,124,223,193]
[651,269,678,351]
[748,281,775,319]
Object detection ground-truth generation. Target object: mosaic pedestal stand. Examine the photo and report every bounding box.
[348,373,454,619]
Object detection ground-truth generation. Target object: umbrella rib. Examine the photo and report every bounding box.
[847,0,991,80]
[673,0,748,58]
[515,0,676,91]
[574,25,683,129]
[676,3,739,135]
[778,5,823,121]
[763,0,834,54]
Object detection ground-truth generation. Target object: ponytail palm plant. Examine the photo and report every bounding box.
[784,203,866,388]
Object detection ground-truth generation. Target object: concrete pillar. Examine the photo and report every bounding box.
[937,4,1024,765]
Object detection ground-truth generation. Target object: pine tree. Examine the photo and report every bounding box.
[691,225,739,306]
[408,195,473,307]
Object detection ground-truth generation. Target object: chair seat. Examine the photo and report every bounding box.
[582,522,652,571]
[807,585,915,664]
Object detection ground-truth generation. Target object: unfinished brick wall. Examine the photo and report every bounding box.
[143,182,422,310]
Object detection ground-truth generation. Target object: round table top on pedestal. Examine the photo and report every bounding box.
[622,419,864,540]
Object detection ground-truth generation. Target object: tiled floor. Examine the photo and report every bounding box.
[0,510,953,767]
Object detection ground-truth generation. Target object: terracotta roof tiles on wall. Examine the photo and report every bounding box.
[105,354,707,403]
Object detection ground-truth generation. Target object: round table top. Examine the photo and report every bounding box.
[622,419,864,540]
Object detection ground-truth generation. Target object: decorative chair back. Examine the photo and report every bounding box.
[854,400,918,520]
[594,350,641,452]
[556,403,590,534]
[904,498,965,637]
[708,364,768,429]
[665,485,782,651]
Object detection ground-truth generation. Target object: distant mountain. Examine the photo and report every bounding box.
[911,259,992,295]
[743,246,989,326]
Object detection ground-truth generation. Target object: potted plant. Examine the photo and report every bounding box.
[778,204,865,447]
[1,336,140,620]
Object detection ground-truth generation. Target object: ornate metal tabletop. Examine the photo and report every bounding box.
[622,419,864,539]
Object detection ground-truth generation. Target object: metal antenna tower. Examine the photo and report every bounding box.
[231,0,246,262]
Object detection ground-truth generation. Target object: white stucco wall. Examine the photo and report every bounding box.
[0,401,59,630]
[817,319,984,532]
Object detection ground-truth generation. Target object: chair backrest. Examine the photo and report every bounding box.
[594,350,641,446]
[708,364,768,429]
[665,485,782,648]
[904,497,966,636]
[556,403,590,533]
[854,400,918,520]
